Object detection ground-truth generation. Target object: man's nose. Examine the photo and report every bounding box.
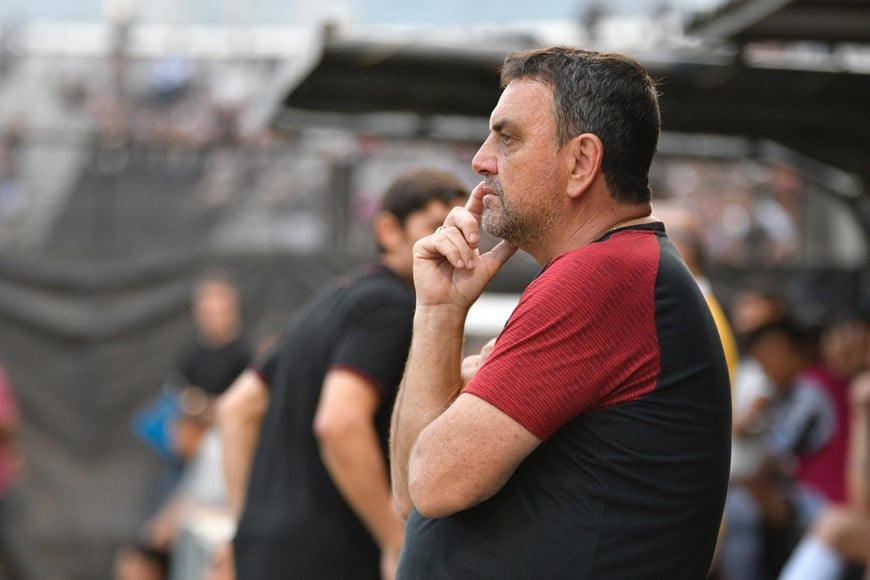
[472,136,496,176]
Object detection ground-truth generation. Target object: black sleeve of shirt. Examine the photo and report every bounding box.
[331,293,414,397]
[252,335,283,389]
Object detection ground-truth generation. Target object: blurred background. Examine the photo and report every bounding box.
[0,0,867,578]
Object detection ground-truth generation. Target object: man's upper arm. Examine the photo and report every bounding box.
[216,368,270,425]
[314,368,380,435]
[408,392,540,519]
[331,288,414,398]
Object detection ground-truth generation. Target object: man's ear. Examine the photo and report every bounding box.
[565,133,604,199]
[373,212,403,252]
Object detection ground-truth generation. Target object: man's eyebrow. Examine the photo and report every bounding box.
[491,118,518,134]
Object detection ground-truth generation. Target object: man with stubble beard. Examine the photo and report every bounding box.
[390,47,732,579]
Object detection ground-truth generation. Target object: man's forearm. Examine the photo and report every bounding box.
[390,306,466,518]
[215,370,269,520]
[319,422,404,554]
[219,415,261,519]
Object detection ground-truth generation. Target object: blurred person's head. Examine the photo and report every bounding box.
[730,288,788,340]
[745,319,810,391]
[375,168,468,283]
[819,314,870,379]
[192,274,241,347]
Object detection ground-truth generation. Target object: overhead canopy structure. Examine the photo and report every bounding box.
[687,0,870,44]
[680,0,870,190]
[270,39,514,117]
[253,29,869,195]
[254,0,870,193]
[653,57,870,191]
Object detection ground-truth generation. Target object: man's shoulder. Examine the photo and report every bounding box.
[534,231,662,296]
[345,264,413,304]
[555,229,661,268]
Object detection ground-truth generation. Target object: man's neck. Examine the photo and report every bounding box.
[534,201,653,264]
[379,255,413,287]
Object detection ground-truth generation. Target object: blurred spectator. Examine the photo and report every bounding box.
[753,320,836,514]
[779,335,870,580]
[651,159,806,267]
[116,387,230,580]
[795,316,870,506]
[179,274,251,399]
[46,44,837,270]
[752,176,799,264]
[0,362,42,580]
[721,318,847,580]
[133,274,250,511]
[156,389,229,566]
[728,291,788,482]
[719,294,790,580]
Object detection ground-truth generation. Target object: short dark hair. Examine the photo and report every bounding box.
[379,167,468,225]
[744,318,809,354]
[501,47,661,204]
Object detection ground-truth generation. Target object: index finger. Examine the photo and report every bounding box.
[439,188,483,248]
[466,182,487,222]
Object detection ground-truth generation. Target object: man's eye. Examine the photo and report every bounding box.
[500,133,514,144]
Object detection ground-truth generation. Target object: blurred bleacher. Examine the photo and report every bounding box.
[0,12,866,580]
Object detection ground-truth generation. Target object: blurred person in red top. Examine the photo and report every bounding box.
[0,362,43,580]
[721,317,833,580]
[723,317,861,580]
[796,316,870,506]
[778,318,870,580]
